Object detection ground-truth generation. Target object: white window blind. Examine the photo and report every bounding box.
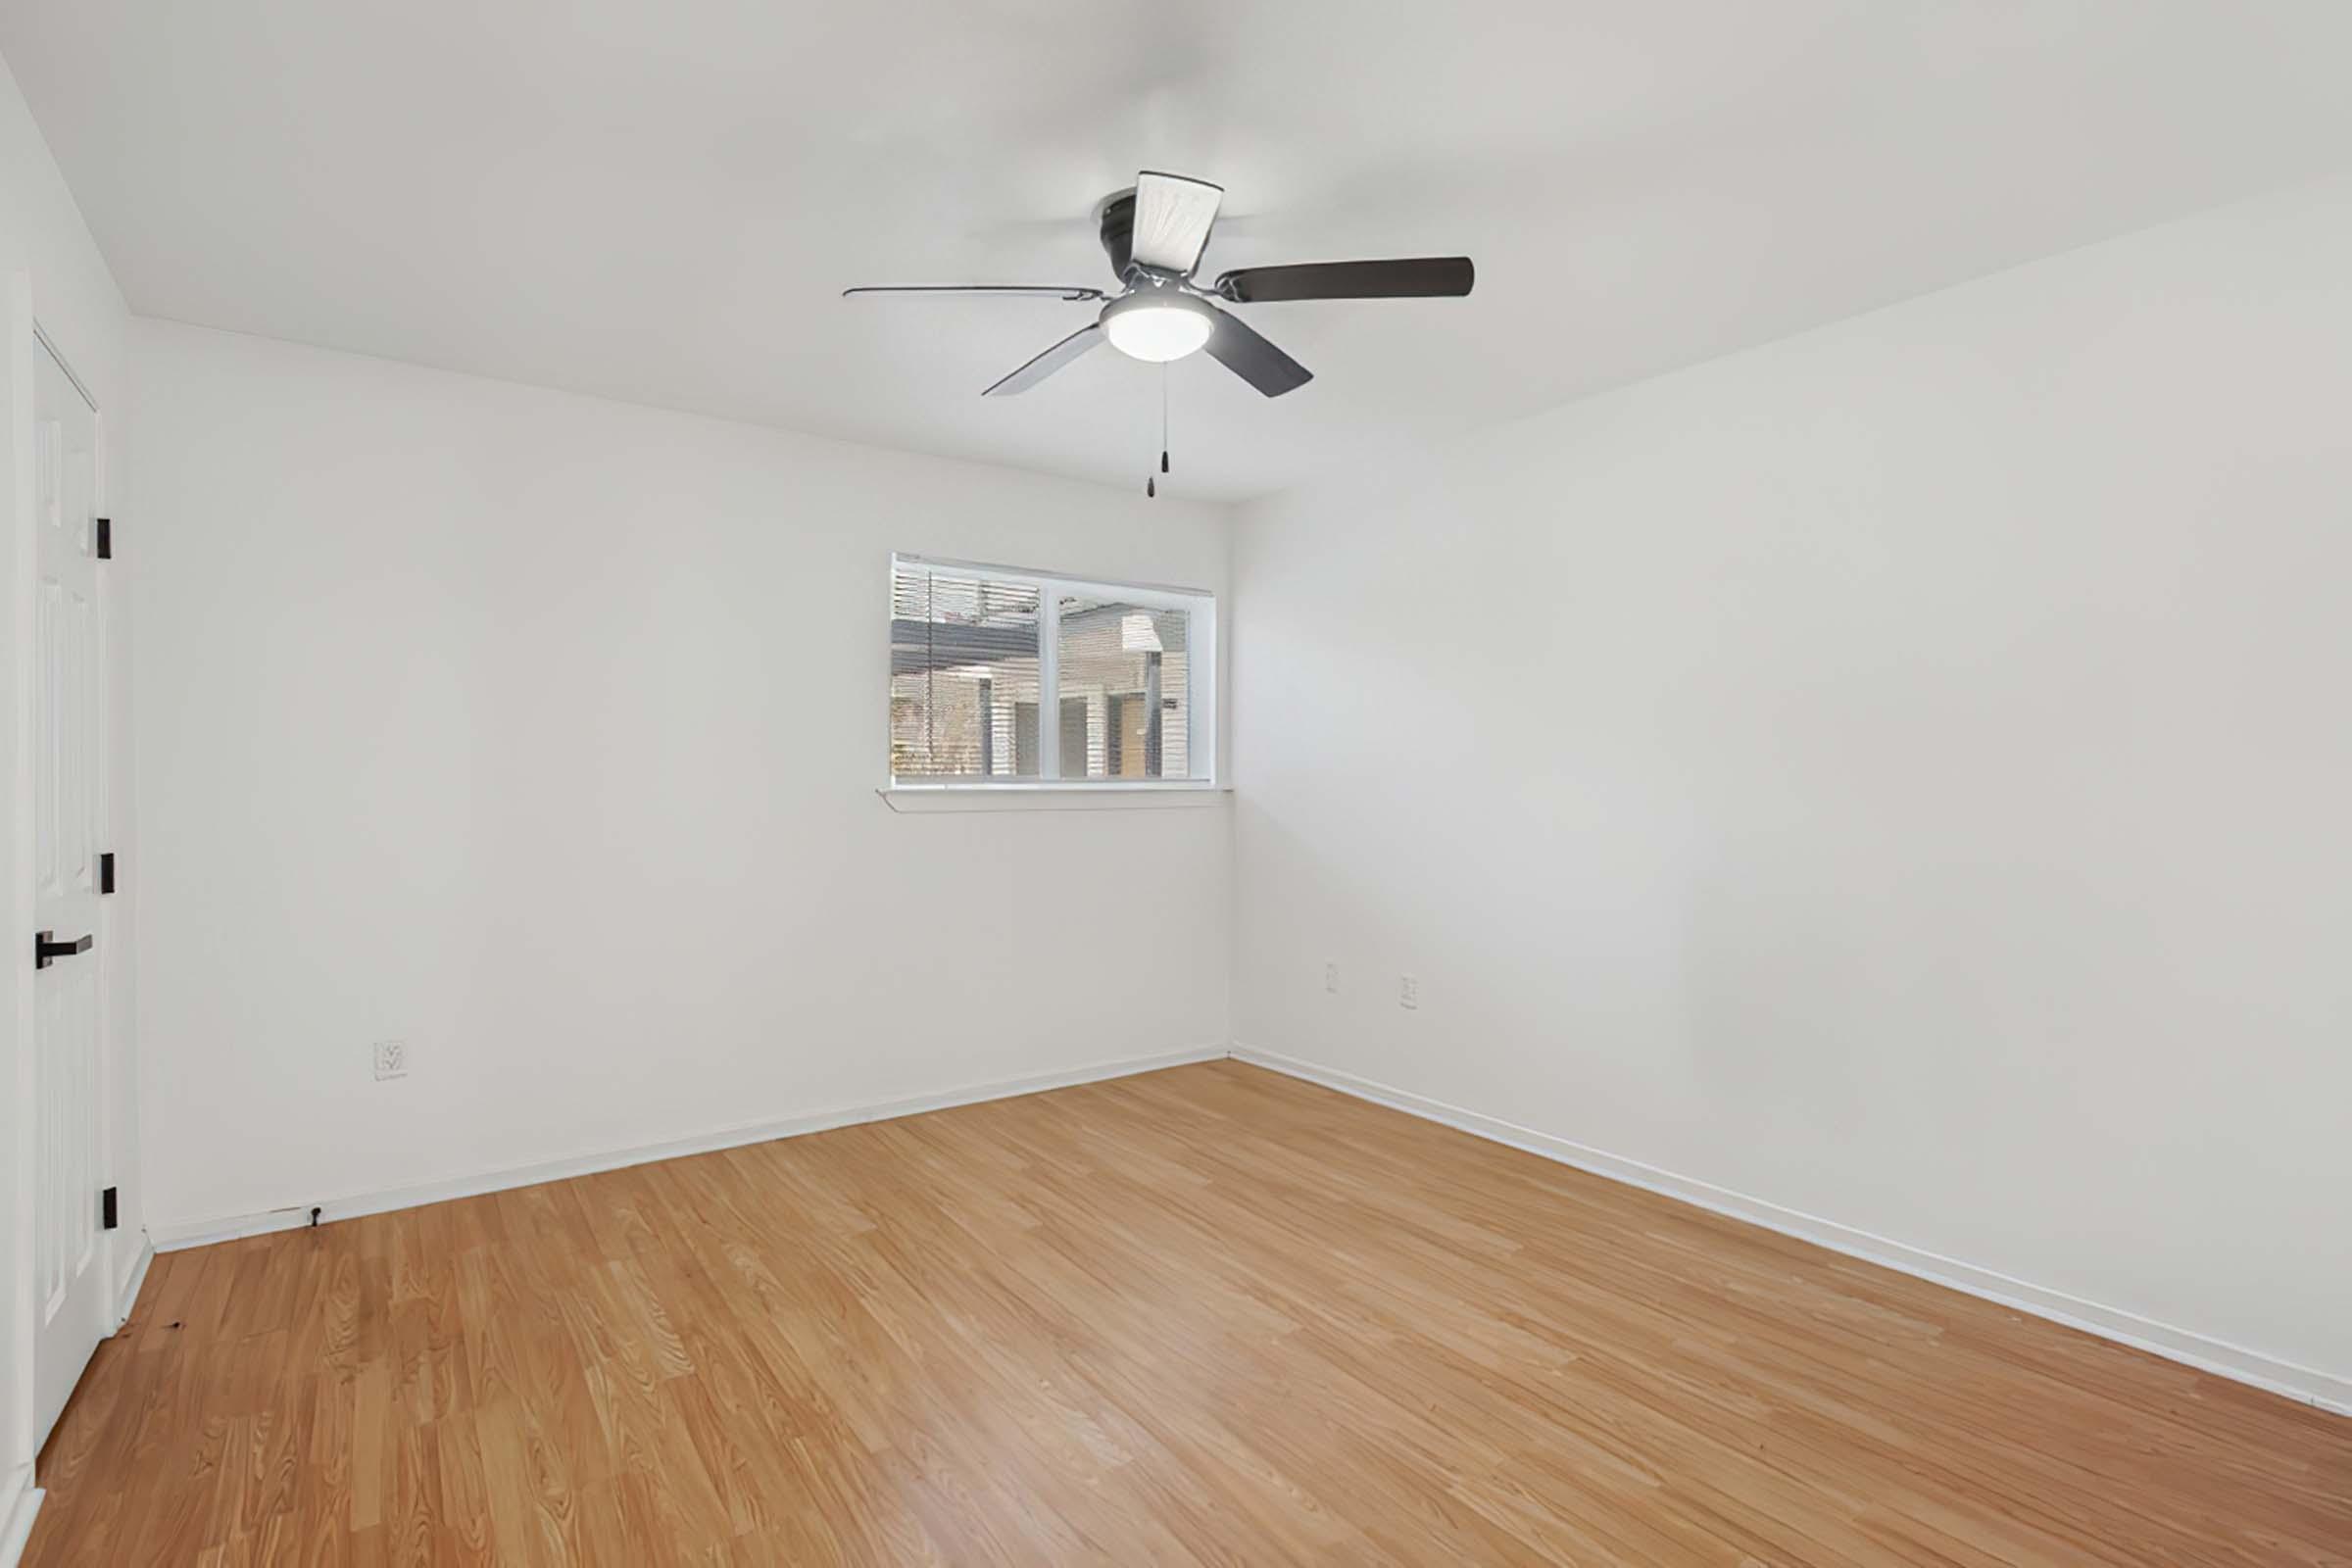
[889,556,1215,787]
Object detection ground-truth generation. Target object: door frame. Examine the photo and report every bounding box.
[4,265,42,1556]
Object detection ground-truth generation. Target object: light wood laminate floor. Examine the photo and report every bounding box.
[26,1059,2352,1565]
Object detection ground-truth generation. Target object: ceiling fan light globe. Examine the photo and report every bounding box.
[1101,293,1215,363]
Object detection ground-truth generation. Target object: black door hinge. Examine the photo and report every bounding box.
[100,852,116,894]
[102,1187,119,1231]
[95,516,112,560]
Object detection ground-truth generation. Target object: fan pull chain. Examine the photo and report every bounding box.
[1147,365,1170,499]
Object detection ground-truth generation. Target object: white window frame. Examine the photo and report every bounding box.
[888,553,1218,793]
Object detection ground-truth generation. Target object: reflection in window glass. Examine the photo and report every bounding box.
[889,569,1043,777]
[1055,596,1190,780]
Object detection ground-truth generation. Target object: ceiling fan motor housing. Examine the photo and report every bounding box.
[1098,190,1137,279]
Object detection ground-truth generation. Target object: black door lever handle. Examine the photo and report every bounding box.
[34,930,94,969]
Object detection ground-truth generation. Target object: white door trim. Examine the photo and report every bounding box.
[0,1463,40,1568]
[3,269,42,1546]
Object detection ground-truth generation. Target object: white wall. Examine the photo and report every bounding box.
[1232,175,2352,1400]
[130,320,1230,1237]
[0,44,137,1522]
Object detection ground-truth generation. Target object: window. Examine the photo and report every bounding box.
[890,555,1215,787]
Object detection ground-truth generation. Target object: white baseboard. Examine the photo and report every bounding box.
[151,1045,1227,1251]
[0,1466,39,1568]
[1231,1043,2352,1419]
[113,1235,154,1330]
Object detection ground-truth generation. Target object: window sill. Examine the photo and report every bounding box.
[878,784,1231,813]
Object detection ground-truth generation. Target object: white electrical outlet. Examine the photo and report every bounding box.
[372,1040,408,1080]
[1324,962,1340,994]
[1399,974,1420,1010]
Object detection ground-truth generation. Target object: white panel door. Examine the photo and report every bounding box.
[29,333,109,1448]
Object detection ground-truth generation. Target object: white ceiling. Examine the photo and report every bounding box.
[6,2,2350,501]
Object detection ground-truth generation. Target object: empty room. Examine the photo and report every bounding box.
[3,2,2348,1563]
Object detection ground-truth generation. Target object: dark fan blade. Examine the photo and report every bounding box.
[844,284,1106,300]
[1129,172,1224,275]
[1205,308,1312,398]
[983,323,1105,396]
[1214,257,1474,303]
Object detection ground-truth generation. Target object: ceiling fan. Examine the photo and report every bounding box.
[845,171,1474,399]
